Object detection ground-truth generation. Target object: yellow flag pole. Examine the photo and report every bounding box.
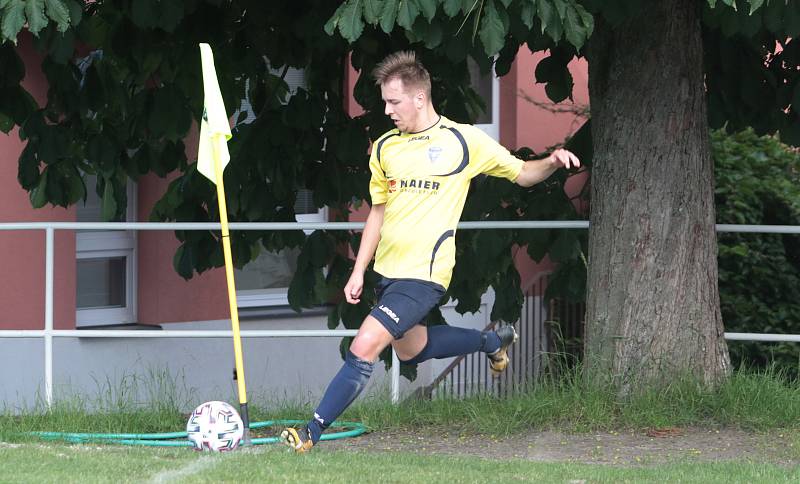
[212,149,251,445]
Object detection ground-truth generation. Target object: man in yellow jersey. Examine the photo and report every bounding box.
[282,51,580,452]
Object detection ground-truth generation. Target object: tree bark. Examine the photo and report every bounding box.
[585,0,730,394]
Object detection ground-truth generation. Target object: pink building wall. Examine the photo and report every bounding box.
[0,35,75,330]
[0,35,229,330]
[500,52,589,288]
[136,129,228,325]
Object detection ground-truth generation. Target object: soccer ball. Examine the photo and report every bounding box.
[186,401,244,451]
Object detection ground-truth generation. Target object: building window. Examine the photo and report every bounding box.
[235,189,326,308]
[468,58,500,140]
[233,66,326,308]
[76,176,137,327]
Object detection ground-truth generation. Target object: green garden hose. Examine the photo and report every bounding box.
[29,419,366,447]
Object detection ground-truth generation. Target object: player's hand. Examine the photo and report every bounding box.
[344,272,364,304]
[548,148,581,170]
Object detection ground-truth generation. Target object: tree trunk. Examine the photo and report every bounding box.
[584,0,730,394]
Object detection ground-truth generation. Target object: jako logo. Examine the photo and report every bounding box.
[379,305,400,323]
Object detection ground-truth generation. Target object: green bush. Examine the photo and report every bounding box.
[713,128,800,377]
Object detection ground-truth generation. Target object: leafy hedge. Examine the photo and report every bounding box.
[714,128,800,376]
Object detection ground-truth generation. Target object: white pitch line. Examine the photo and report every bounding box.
[148,455,217,483]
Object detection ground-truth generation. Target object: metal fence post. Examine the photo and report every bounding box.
[391,349,400,403]
[44,227,54,409]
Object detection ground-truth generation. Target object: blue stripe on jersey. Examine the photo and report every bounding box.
[434,126,469,176]
[430,230,455,276]
[376,133,400,166]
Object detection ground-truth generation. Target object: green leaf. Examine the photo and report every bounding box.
[131,0,158,29]
[421,19,443,48]
[416,0,437,21]
[18,141,40,189]
[363,0,384,25]
[154,0,183,32]
[173,244,195,280]
[397,0,420,30]
[101,176,117,221]
[1,1,26,44]
[25,0,49,36]
[707,0,717,7]
[65,0,82,27]
[338,0,365,43]
[443,0,462,17]
[747,0,764,15]
[479,0,505,56]
[786,4,800,37]
[552,0,568,19]
[577,3,594,38]
[306,231,333,267]
[548,231,579,262]
[0,111,12,133]
[520,1,535,29]
[323,2,348,36]
[535,52,574,103]
[564,4,587,50]
[0,44,24,85]
[722,0,737,11]
[43,0,71,32]
[65,167,85,204]
[380,0,399,33]
[537,0,557,35]
[47,29,75,64]
[327,303,340,329]
[30,168,48,208]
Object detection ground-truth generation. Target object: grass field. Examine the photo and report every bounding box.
[1,440,798,483]
[2,368,799,482]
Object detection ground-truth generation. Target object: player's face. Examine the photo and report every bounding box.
[381,78,423,133]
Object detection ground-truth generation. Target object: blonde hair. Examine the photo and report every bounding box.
[372,51,431,97]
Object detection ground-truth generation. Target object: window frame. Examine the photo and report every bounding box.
[235,206,328,309]
[75,180,138,327]
[473,63,500,140]
[233,66,328,308]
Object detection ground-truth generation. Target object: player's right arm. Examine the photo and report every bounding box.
[346,131,392,304]
[344,203,385,304]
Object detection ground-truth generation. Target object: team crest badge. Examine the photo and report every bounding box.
[428,146,443,163]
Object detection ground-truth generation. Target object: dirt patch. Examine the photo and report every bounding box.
[320,427,799,466]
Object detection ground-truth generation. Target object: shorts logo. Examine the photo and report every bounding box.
[378,305,400,324]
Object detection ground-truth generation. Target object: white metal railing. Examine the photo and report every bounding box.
[1,220,799,407]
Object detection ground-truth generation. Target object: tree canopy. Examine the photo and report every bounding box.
[2,0,799,383]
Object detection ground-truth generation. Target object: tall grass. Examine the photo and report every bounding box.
[2,365,798,440]
[0,365,192,437]
[348,365,800,434]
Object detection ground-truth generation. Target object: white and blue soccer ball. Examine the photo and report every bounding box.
[186,401,244,452]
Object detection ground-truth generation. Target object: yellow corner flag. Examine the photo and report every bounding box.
[197,43,251,445]
[197,43,232,183]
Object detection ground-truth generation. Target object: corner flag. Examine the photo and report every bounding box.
[197,43,232,183]
[197,43,250,444]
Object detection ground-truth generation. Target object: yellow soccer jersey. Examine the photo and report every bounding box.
[368,115,524,289]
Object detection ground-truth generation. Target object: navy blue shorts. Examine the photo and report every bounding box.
[368,275,446,339]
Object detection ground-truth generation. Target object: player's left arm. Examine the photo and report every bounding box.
[514,148,581,188]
